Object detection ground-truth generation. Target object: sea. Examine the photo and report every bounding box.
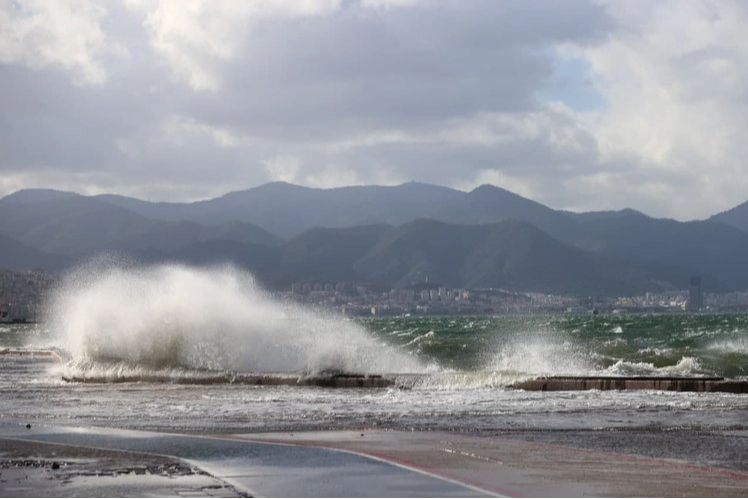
[2,264,748,469]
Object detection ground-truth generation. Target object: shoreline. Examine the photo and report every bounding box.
[5,348,748,393]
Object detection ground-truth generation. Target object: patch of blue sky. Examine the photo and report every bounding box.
[537,52,606,112]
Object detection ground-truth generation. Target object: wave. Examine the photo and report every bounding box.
[27,268,740,387]
[45,262,425,375]
[59,357,234,384]
[706,338,748,354]
[602,356,706,377]
[48,354,718,389]
[391,371,530,390]
[486,333,594,376]
[57,358,534,389]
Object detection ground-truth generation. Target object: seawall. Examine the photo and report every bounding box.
[510,376,748,393]
[9,347,747,392]
[60,372,395,388]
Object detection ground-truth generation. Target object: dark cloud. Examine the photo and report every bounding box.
[187,0,610,136]
[3,0,746,219]
[0,0,610,197]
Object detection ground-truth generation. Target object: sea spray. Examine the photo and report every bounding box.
[46,262,425,377]
[487,331,594,376]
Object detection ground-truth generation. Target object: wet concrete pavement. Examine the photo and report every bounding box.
[0,425,492,497]
[4,424,748,497]
[238,430,748,497]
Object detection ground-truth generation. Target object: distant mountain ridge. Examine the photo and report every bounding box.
[0,190,280,256]
[4,181,748,294]
[98,181,466,237]
[711,200,748,232]
[92,181,573,238]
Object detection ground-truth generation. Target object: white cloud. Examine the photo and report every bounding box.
[303,163,404,189]
[125,0,342,91]
[325,131,420,153]
[161,114,242,147]
[561,0,748,219]
[0,0,122,85]
[5,0,748,221]
[0,173,26,196]
[440,103,594,154]
[263,155,300,183]
[360,0,421,9]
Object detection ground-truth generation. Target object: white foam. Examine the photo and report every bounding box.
[46,262,424,375]
[487,332,594,377]
[707,338,748,354]
[602,356,705,376]
[392,371,528,390]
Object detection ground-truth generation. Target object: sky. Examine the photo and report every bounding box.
[1,0,747,220]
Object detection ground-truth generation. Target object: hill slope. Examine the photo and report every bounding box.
[711,200,748,232]
[353,219,669,294]
[0,189,282,257]
[0,232,70,270]
[570,213,748,291]
[6,184,748,294]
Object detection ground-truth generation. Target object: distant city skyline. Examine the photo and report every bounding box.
[3,1,748,220]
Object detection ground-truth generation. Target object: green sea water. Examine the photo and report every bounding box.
[3,314,748,436]
[363,314,748,379]
[4,264,748,442]
[3,314,748,379]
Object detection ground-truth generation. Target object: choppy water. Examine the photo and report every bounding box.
[1,264,748,435]
[364,314,748,379]
[3,314,748,434]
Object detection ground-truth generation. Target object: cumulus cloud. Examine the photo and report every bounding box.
[562,0,748,218]
[0,0,747,219]
[124,0,342,91]
[0,0,123,85]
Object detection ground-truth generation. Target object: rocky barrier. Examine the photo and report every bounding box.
[510,376,748,393]
[61,372,395,388]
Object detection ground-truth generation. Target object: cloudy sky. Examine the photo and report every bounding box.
[1,0,747,220]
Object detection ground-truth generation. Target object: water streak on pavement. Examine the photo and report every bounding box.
[0,425,495,497]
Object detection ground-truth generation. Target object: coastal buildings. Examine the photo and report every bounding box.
[1,267,746,320]
[688,276,703,313]
[0,269,56,322]
[284,278,748,315]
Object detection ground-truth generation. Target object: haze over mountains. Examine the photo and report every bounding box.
[3,182,748,295]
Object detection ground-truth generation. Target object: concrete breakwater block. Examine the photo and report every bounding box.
[61,372,395,388]
[232,372,395,388]
[510,376,748,393]
[0,348,60,358]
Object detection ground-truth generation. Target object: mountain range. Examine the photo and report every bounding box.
[3,182,748,295]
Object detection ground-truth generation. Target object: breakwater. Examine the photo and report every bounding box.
[58,367,748,392]
[60,371,395,388]
[510,376,748,393]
